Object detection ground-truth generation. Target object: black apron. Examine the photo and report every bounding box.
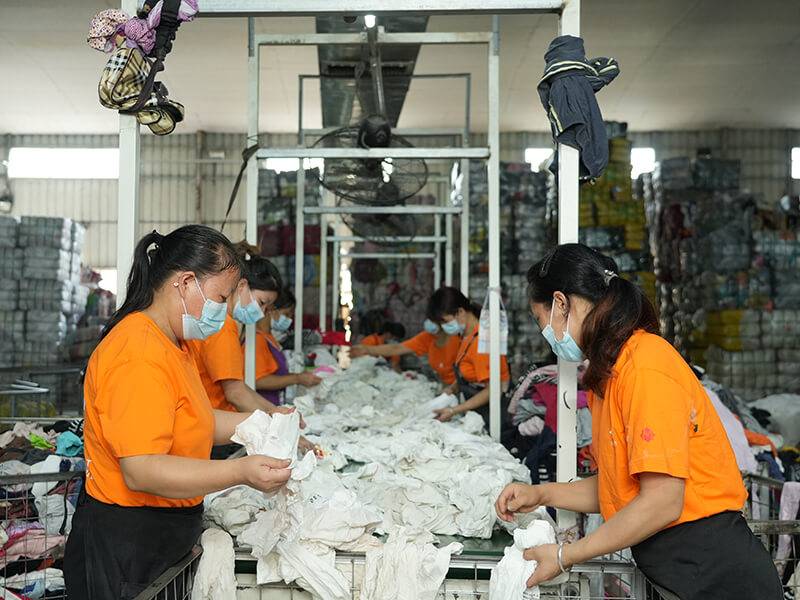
[64,490,203,600]
[632,511,782,600]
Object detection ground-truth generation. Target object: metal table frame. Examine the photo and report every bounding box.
[114,0,581,530]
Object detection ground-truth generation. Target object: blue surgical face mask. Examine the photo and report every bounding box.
[272,313,293,333]
[423,319,439,335]
[541,305,584,362]
[180,278,228,341]
[233,288,264,325]
[441,319,464,336]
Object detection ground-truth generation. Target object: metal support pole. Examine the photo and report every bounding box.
[367,25,387,116]
[244,17,258,388]
[294,168,306,353]
[487,16,501,442]
[115,0,141,306]
[332,239,340,330]
[434,214,442,289]
[460,154,470,294]
[556,0,581,531]
[320,214,328,332]
[445,212,454,286]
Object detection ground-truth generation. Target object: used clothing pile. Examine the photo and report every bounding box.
[0,420,85,599]
[201,358,531,597]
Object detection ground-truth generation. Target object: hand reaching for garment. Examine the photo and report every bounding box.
[433,407,455,422]
[296,372,322,387]
[238,454,291,494]
[495,482,546,522]
[298,435,323,458]
[523,544,561,587]
[349,345,371,358]
[270,404,306,429]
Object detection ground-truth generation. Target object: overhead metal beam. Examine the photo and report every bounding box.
[326,235,447,243]
[202,1,563,17]
[342,252,436,259]
[256,147,488,160]
[255,31,492,46]
[304,206,461,215]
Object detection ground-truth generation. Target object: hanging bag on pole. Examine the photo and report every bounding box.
[478,288,508,355]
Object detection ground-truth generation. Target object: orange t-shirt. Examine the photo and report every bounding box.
[361,333,384,346]
[83,312,214,508]
[254,330,282,380]
[455,325,510,384]
[589,330,747,526]
[188,314,242,412]
[402,332,460,385]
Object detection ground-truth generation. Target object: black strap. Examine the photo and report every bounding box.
[221,143,259,233]
[153,0,181,60]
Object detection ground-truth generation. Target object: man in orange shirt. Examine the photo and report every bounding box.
[352,317,460,388]
[495,244,780,599]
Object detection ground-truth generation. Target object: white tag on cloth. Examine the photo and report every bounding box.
[478,288,509,355]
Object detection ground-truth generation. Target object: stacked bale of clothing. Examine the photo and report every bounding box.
[0,217,90,367]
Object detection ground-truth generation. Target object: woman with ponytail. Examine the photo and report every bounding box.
[495,243,780,598]
[426,286,510,430]
[65,226,293,599]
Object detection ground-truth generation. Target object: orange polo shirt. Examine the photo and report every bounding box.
[455,325,510,383]
[402,332,460,385]
[255,330,282,380]
[361,334,384,346]
[589,330,747,526]
[83,312,214,508]
[187,314,242,412]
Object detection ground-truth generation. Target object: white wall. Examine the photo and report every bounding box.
[2,129,798,268]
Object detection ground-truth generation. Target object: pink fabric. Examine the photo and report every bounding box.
[507,365,557,414]
[518,416,546,437]
[533,383,588,432]
[1,530,64,563]
[87,9,129,52]
[122,19,156,54]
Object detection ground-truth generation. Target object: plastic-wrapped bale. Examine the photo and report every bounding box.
[0,216,18,248]
[71,221,86,255]
[774,270,800,309]
[754,231,800,270]
[0,310,24,343]
[705,346,779,401]
[25,311,68,344]
[23,247,73,281]
[16,341,62,367]
[760,310,800,350]
[72,284,90,318]
[692,159,740,191]
[0,338,14,368]
[0,248,23,280]
[579,227,625,250]
[0,280,18,312]
[18,216,73,250]
[654,158,694,191]
[705,310,761,352]
[19,279,73,313]
[777,349,800,392]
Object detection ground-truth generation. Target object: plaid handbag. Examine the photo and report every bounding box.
[98,46,152,111]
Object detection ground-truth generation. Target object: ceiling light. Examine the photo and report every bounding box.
[364,14,376,28]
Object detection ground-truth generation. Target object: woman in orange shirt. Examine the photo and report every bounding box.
[495,244,780,599]
[253,287,321,403]
[188,244,291,416]
[64,226,292,599]
[426,287,510,430]
[351,316,460,388]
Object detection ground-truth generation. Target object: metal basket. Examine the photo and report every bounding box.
[743,472,785,521]
[132,546,203,600]
[0,469,84,600]
[233,552,672,600]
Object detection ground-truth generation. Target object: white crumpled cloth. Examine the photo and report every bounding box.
[489,519,558,600]
[191,528,236,600]
[360,528,463,600]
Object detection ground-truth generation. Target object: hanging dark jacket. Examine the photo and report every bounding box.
[537,35,619,180]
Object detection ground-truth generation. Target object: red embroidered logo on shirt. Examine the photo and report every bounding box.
[641,428,655,442]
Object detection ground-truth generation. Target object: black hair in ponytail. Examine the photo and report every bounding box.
[102,225,243,339]
[427,286,481,323]
[527,243,659,396]
[233,241,283,293]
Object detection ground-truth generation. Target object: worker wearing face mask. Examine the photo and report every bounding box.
[495,244,781,599]
[351,312,460,389]
[253,287,321,404]
[187,243,292,417]
[64,227,292,599]
[426,286,510,430]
